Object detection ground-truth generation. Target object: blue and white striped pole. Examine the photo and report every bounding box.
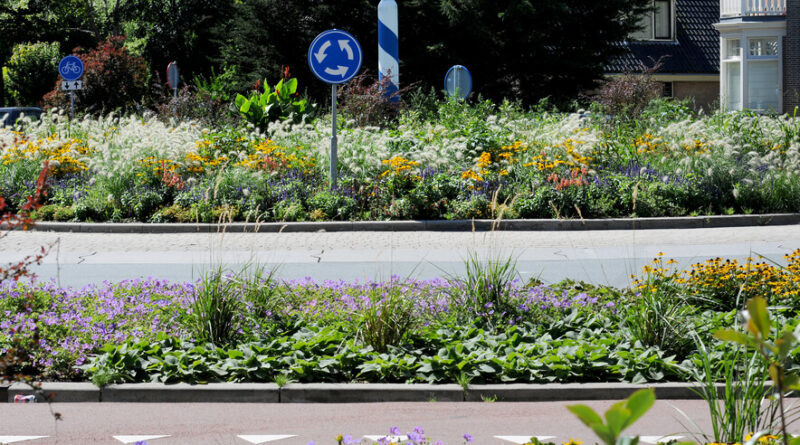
[378,0,399,101]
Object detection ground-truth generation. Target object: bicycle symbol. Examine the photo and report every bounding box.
[60,62,81,76]
[58,56,83,80]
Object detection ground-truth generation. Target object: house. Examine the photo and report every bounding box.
[715,0,797,113]
[608,0,799,114]
[606,0,721,111]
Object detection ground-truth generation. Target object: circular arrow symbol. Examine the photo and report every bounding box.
[308,29,362,84]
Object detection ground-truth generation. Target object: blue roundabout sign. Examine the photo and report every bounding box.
[308,29,362,84]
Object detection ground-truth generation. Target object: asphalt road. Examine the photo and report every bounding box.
[0,225,798,287]
[0,400,725,445]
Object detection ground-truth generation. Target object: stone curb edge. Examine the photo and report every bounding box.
[5,213,799,234]
[2,382,727,403]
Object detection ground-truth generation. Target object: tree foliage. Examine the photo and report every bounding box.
[42,36,148,112]
[1,0,653,108]
[6,41,61,106]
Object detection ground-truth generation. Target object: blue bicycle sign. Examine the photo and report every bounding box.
[58,56,84,81]
[308,29,362,84]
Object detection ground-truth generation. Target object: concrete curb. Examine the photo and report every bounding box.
[8,382,99,403]
[17,213,800,233]
[4,382,724,403]
[280,383,464,403]
[102,383,279,403]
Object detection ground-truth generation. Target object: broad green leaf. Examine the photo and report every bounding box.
[769,364,781,387]
[591,424,616,445]
[234,94,247,109]
[777,330,796,358]
[747,297,770,339]
[623,388,655,427]
[286,77,298,95]
[715,329,755,346]
[239,98,251,114]
[567,404,603,427]
[604,406,628,438]
[785,374,800,390]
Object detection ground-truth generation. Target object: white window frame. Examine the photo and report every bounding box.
[718,26,785,113]
[630,0,676,41]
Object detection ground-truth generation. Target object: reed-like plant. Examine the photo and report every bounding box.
[356,281,417,353]
[451,251,519,322]
[189,266,242,345]
[677,335,773,444]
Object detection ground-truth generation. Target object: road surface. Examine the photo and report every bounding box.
[0,225,798,287]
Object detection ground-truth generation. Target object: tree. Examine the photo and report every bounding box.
[122,0,233,84]
[42,36,148,112]
[400,0,652,105]
[0,0,99,106]
[212,0,376,99]
[212,0,651,106]
[6,42,61,106]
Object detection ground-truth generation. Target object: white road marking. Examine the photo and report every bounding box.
[237,435,297,444]
[0,437,49,444]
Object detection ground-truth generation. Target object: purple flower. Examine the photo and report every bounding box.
[389,427,401,436]
[464,434,474,443]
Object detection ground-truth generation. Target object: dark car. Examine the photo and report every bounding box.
[0,107,44,128]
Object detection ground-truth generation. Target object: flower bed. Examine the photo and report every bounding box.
[1,99,799,223]
[1,252,799,384]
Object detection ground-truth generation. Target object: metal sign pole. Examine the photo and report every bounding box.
[330,84,338,189]
[70,90,74,120]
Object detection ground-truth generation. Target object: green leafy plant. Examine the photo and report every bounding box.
[234,73,315,131]
[624,256,698,358]
[193,66,238,103]
[678,335,774,444]
[357,282,417,353]
[567,388,655,445]
[189,266,243,345]
[450,251,519,322]
[5,41,60,106]
[716,297,800,445]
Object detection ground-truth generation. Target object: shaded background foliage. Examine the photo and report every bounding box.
[1,0,651,108]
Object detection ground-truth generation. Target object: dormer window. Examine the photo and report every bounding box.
[631,0,675,41]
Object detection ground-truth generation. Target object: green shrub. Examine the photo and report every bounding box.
[5,41,60,106]
[151,204,194,223]
[307,190,356,221]
[42,36,148,113]
[52,205,76,221]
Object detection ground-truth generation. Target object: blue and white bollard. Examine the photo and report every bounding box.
[378,0,399,101]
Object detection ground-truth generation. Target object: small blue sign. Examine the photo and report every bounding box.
[444,65,472,100]
[58,56,84,81]
[308,29,362,84]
